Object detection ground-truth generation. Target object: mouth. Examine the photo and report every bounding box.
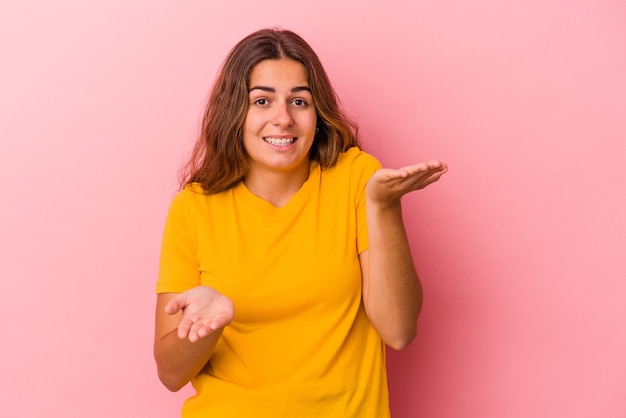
[263,136,297,146]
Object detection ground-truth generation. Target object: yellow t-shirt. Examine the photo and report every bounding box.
[157,147,389,417]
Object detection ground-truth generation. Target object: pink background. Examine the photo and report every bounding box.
[1,0,625,417]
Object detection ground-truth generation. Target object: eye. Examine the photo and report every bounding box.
[253,98,269,106]
[291,99,308,107]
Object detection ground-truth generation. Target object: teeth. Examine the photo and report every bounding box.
[265,137,295,146]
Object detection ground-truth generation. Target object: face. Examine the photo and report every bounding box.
[242,58,317,180]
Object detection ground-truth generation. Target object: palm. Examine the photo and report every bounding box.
[166,286,235,342]
[366,160,448,205]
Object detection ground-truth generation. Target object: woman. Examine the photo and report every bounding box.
[154,28,447,417]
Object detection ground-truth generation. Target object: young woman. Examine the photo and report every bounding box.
[154,28,447,417]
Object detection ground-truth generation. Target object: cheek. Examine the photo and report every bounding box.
[243,114,261,136]
[242,114,256,132]
[300,113,317,134]
[241,118,258,149]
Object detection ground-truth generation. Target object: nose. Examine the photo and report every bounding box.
[272,102,294,127]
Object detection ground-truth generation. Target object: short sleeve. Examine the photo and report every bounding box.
[156,190,201,293]
[352,150,382,254]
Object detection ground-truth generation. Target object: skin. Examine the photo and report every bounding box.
[361,161,448,349]
[154,288,234,391]
[241,58,317,207]
[153,58,448,391]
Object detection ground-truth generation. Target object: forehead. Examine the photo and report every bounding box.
[249,59,309,87]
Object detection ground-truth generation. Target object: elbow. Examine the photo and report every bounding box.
[155,352,190,392]
[157,368,188,392]
[385,325,417,351]
[368,308,420,350]
[154,343,192,392]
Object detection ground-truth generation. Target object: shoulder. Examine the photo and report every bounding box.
[332,147,382,178]
[338,147,381,166]
[318,148,381,199]
[166,183,212,217]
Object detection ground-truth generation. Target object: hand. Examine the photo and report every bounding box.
[164,286,235,343]
[366,160,448,208]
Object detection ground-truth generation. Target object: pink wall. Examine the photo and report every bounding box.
[1,1,624,417]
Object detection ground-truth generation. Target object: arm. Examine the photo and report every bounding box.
[360,160,447,350]
[154,287,234,391]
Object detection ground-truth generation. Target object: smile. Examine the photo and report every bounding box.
[264,137,296,146]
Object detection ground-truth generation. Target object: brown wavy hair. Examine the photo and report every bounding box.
[180,28,361,193]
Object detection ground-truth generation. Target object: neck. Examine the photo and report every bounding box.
[243,163,310,208]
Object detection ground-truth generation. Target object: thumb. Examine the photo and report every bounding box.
[164,295,185,315]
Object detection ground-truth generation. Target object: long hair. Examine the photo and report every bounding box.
[180,28,360,193]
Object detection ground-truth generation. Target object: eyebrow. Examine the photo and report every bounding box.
[249,85,312,94]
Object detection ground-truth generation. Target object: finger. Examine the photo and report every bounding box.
[189,318,218,342]
[412,170,448,190]
[385,167,447,194]
[196,320,218,339]
[425,160,445,169]
[375,168,410,181]
[164,298,183,315]
[209,315,232,331]
[177,317,194,339]
[400,168,448,188]
[188,317,212,342]
[400,161,445,176]
[399,163,429,173]
[188,329,199,343]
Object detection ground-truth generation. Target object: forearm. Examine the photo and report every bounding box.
[154,327,222,391]
[364,199,422,350]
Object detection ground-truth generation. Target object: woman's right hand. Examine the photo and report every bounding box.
[164,286,235,343]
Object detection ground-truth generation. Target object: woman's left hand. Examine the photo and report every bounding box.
[366,160,448,208]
